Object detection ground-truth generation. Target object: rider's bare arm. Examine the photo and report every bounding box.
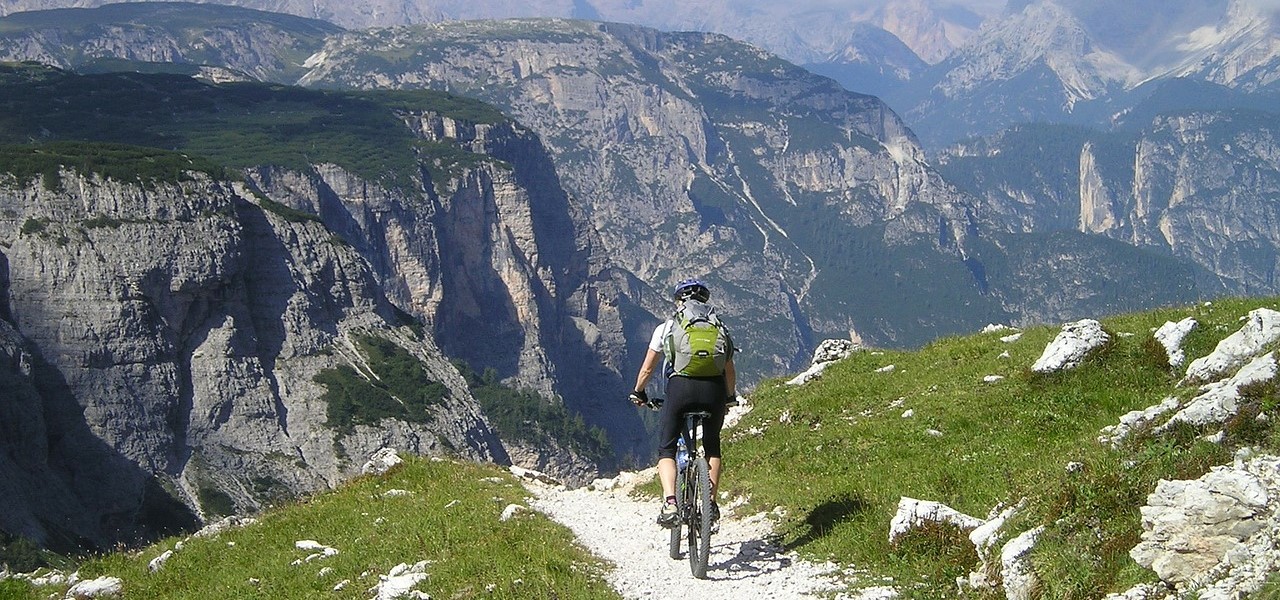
[634,349,662,396]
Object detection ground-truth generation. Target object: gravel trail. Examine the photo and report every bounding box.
[522,468,867,599]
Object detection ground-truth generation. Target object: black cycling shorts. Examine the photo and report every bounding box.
[657,374,726,460]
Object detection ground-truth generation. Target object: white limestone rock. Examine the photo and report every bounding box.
[500,504,527,521]
[1154,317,1198,369]
[369,561,430,600]
[147,550,174,573]
[1102,582,1172,600]
[1184,308,1280,383]
[1001,527,1045,600]
[66,576,123,599]
[1032,319,1110,373]
[1099,396,1181,448]
[888,497,984,545]
[1161,353,1277,431]
[812,338,858,364]
[1130,460,1272,585]
[786,339,859,385]
[361,448,404,476]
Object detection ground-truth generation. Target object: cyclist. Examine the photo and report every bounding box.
[629,278,737,528]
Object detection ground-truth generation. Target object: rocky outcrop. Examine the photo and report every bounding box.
[0,168,506,550]
[1183,308,1280,383]
[1130,453,1275,587]
[899,307,1280,599]
[786,338,860,386]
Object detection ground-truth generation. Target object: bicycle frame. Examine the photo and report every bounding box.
[671,410,714,578]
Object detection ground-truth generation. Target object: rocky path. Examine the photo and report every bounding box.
[522,468,876,599]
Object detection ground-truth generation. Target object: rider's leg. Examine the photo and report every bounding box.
[659,456,677,497]
[708,456,721,496]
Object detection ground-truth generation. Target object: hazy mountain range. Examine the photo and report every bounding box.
[4,0,1280,148]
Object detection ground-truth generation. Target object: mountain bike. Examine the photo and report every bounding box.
[647,399,715,579]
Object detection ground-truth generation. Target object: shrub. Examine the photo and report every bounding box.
[314,335,449,433]
[197,484,236,518]
[455,361,613,463]
[0,534,46,572]
[19,218,46,235]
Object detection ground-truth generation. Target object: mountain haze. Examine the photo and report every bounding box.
[892,0,1280,148]
[0,0,989,67]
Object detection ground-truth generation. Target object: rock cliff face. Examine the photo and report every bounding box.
[235,112,637,472]
[297,18,990,367]
[0,167,508,550]
[0,2,340,81]
[946,110,1280,298]
[1118,113,1280,292]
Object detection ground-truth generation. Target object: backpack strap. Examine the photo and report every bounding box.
[662,317,677,377]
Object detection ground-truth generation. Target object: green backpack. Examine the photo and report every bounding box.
[665,299,732,377]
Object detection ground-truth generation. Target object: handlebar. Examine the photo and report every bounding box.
[633,396,740,410]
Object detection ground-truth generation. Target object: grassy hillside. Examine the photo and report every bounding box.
[722,296,1280,598]
[2,458,618,600]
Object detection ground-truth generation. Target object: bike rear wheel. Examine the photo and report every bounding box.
[689,456,713,578]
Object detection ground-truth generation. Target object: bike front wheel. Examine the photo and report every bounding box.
[689,456,713,578]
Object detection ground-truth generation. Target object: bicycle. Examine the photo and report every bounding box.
[647,398,715,579]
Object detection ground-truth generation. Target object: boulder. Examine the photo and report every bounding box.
[1032,319,1109,373]
[1130,461,1271,585]
[66,577,123,599]
[361,448,404,476]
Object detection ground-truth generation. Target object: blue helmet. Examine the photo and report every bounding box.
[672,278,710,303]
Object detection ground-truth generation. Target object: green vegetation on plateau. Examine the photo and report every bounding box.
[0,61,506,193]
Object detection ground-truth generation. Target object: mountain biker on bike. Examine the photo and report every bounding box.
[629,278,737,528]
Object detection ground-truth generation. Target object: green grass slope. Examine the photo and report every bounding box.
[4,458,619,600]
[723,296,1280,598]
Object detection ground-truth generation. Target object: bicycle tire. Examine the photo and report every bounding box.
[668,468,684,559]
[690,456,713,578]
[683,464,700,574]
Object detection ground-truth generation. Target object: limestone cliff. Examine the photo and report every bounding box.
[0,167,508,550]
[945,110,1280,300]
[297,18,990,367]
